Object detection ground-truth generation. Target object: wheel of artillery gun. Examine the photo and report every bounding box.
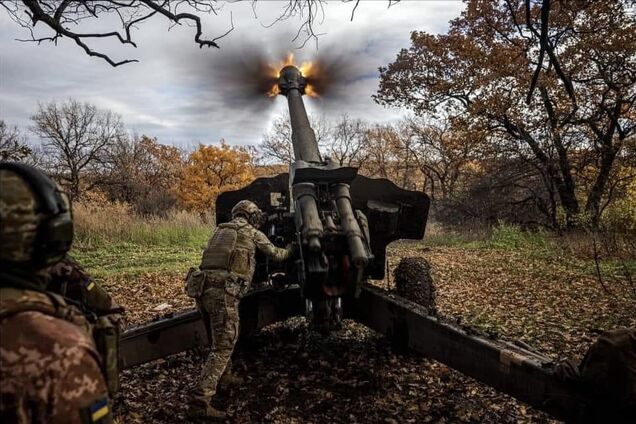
[394,257,437,312]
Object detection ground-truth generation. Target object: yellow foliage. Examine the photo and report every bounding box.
[177,141,254,212]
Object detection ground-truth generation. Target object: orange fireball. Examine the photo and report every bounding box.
[266,53,319,98]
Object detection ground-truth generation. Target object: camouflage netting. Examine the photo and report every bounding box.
[393,257,436,311]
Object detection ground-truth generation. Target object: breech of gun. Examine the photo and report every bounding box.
[293,183,324,252]
[332,183,369,268]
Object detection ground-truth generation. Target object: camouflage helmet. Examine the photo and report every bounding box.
[231,200,264,227]
[0,162,73,270]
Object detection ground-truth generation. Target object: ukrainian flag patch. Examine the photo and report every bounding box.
[84,280,96,291]
[89,397,109,422]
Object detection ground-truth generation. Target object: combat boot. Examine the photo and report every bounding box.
[220,371,244,387]
[187,404,227,422]
[188,392,227,421]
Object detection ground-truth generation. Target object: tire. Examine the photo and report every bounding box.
[393,257,436,312]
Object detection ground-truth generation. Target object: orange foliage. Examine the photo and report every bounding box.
[177,141,254,212]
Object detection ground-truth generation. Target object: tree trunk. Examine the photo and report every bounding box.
[585,143,618,228]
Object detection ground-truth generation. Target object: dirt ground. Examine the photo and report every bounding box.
[106,241,636,423]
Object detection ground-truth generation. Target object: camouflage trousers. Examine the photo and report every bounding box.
[195,274,241,400]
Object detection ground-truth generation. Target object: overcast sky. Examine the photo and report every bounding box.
[0,1,465,147]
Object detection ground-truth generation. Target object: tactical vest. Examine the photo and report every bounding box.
[0,287,120,396]
[200,220,253,278]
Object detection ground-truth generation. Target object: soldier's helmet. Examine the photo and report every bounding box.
[231,200,265,227]
[0,162,74,270]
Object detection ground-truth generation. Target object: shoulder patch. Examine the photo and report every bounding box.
[81,396,112,423]
[84,279,95,291]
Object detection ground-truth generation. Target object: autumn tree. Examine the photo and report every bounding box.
[178,141,254,213]
[376,0,636,228]
[327,114,369,167]
[405,117,484,200]
[30,99,125,199]
[0,120,31,161]
[104,135,184,215]
[361,123,421,190]
[260,112,329,164]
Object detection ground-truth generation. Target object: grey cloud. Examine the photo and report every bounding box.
[0,1,465,146]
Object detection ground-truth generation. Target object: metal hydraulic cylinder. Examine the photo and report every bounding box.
[293,182,324,252]
[333,183,368,268]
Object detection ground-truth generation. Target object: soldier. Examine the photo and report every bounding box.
[46,255,124,396]
[556,328,636,421]
[186,200,294,420]
[0,162,113,424]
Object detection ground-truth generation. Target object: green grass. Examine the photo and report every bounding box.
[75,225,210,251]
[71,202,211,279]
[74,213,211,251]
[424,222,554,253]
[72,243,205,280]
[423,222,636,289]
[72,223,210,280]
[487,222,554,253]
[424,232,484,249]
[71,244,202,280]
[73,200,210,249]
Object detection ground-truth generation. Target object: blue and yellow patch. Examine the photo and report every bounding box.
[88,397,109,422]
[83,279,96,291]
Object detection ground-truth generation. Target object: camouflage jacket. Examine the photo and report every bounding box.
[0,285,112,424]
[200,217,292,286]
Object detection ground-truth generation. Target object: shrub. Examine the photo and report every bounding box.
[488,221,552,251]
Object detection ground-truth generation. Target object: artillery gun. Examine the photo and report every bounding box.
[119,66,633,422]
[215,64,430,331]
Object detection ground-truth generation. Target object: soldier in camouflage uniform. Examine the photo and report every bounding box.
[0,162,113,424]
[186,200,294,420]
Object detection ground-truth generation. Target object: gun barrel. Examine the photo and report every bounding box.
[278,65,321,163]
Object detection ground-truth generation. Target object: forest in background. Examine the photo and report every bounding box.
[0,1,634,234]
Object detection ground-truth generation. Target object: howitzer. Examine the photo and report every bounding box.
[216,65,430,330]
[120,66,634,422]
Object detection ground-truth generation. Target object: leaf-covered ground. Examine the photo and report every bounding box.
[95,240,635,423]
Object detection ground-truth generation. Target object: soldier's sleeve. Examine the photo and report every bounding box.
[83,280,124,317]
[252,228,291,262]
[48,256,124,317]
[53,347,113,424]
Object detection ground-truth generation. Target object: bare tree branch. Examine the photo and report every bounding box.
[4,0,400,65]
[4,0,231,66]
[523,0,577,105]
[348,0,360,21]
[526,0,550,103]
